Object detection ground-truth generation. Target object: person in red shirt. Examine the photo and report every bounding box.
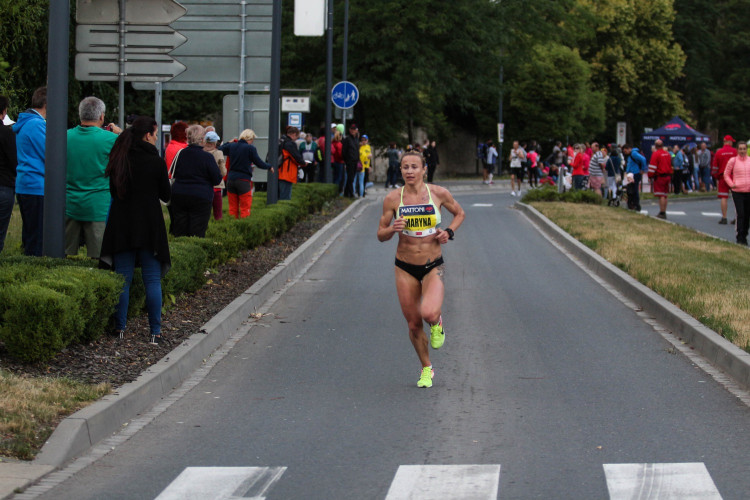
[648,139,673,219]
[711,135,738,224]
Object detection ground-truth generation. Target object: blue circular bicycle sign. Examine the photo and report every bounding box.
[331,81,359,109]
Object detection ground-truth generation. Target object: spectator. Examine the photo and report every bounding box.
[386,142,401,188]
[341,123,360,198]
[622,143,646,210]
[170,125,221,237]
[298,132,319,183]
[0,95,17,253]
[13,86,47,256]
[485,140,498,185]
[697,142,713,192]
[509,140,525,195]
[671,144,686,195]
[100,116,170,344]
[331,130,344,193]
[723,140,750,245]
[220,129,271,219]
[527,147,540,188]
[604,144,622,201]
[203,131,226,220]
[424,140,439,182]
[570,144,587,190]
[65,97,122,258]
[278,126,306,200]
[358,134,372,197]
[587,142,606,196]
[648,139,673,219]
[164,121,188,170]
[712,135,737,224]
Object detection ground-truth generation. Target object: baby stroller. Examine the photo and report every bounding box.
[623,173,640,211]
[607,175,625,207]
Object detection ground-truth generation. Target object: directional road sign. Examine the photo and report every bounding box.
[331,81,359,109]
[76,25,187,53]
[132,0,273,91]
[75,0,188,83]
[75,53,187,82]
[76,0,187,25]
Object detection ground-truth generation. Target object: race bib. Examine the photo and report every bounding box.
[398,204,438,237]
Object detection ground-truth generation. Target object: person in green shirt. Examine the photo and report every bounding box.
[66,97,122,258]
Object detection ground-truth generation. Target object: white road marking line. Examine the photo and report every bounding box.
[385,464,501,500]
[472,203,494,207]
[155,467,286,500]
[603,463,722,500]
[666,211,686,216]
[702,212,722,217]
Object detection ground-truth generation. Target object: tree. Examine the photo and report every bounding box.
[574,0,686,142]
[509,42,605,142]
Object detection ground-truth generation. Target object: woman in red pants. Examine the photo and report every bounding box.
[219,129,272,218]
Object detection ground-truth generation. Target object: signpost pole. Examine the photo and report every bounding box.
[118,0,126,128]
[238,0,247,133]
[155,81,163,154]
[324,0,333,184]
[267,0,282,204]
[43,0,69,258]
[341,0,349,130]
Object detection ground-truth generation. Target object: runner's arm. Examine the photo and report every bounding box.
[435,187,465,244]
[377,194,405,242]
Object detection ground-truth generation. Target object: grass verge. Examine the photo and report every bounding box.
[530,202,750,351]
[0,370,110,459]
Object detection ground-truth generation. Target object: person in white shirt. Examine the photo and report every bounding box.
[484,140,498,185]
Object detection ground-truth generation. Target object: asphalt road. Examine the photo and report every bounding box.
[37,190,750,499]
[639,195,740,243]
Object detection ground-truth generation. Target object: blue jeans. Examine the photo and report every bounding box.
[16,193,43,256]
[354,171,365,196]
[279,180,293,200]
[0,186,15,253]
[113,249,163,335]
[332,162,344,187]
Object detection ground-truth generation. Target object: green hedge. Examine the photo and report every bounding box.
[521,185,604,205]
[0,183,338,363]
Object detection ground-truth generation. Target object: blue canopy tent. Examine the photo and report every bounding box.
[640,116,711,160]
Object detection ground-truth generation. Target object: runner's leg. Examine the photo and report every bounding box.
[395,268,431,368]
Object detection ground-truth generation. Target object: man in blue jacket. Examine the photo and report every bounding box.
[13,87,46,256]
[623,143,647,211]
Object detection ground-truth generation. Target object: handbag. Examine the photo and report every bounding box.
[163,148,183,206]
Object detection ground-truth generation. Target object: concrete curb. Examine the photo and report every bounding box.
[31,197,365,469]
[517,202,750,391]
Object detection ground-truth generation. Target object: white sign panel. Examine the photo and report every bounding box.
[282,96,310,112]
[76,0,187,25]
[616,121,627,146]
[294,0,326,36]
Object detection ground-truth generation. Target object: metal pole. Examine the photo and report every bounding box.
[341,0,349,129]
[323,0,333,184]
[498,64,503,173]
[238,0,247,133]
[118,0,126,129]
[155,82,163,155]
[267,0,282,204]
[43,0,69,258]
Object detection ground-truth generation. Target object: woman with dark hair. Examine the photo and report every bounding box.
[100,116,171,345]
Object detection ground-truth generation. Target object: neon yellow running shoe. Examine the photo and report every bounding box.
[417,366,434,388]
[430,318,445,349]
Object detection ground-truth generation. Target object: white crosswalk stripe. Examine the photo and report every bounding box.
[702,212,722,217]
[385,465,501,500]
[155,467,287,500]
[154,462,722,499]
[603,463,722,499]
[472,203,494,207]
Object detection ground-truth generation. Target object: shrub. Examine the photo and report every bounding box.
[162,240,208,300]
[0,284,76,363]
[521,185,604,205]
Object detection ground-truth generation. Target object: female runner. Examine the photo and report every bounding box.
[377,151,465,388]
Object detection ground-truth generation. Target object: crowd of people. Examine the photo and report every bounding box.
[478,135,750,245]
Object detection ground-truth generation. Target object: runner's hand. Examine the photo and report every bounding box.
[435,228,450,244]
[392,217,406,233]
